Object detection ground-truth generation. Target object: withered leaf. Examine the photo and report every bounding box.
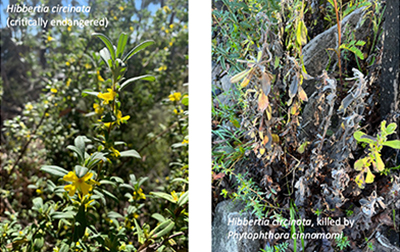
[261,72,272,96]
[289,75,299,99]
[355,171,366,189]
[298,85,308,102]
[258,92,269,112]
[212,172,225,181]
[230,68,251,83]
[262,134,269,146]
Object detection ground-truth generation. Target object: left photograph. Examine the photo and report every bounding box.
[1,1,188,251]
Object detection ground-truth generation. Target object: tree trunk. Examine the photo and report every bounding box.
[380,0,400,119]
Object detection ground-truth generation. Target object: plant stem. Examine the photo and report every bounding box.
[333,0,343,87]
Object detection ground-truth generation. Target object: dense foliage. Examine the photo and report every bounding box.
[1,0,188,251]
[212,0,399,251]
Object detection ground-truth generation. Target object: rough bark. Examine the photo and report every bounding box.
[380,0,400,118]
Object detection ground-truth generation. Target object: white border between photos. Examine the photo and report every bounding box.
[189,0,211,251]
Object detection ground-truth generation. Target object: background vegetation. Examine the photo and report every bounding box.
[212,0,399,251]
[1,0,188,251]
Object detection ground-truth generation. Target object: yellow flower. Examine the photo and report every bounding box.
[169,24,174,29]
[114,16,118,20]
[116,110,130,125]
[104,122,112,128]
[173,108,183,114]
[182,139,188,144]
[184,24,187,29]
[45,113,49,117]
[169,41,173,46]
[130,26,134,32]
[171,191,182,201]
[66,61,70,66]
[169,92,181,101]
[161,26,165,31]
[119,6,124,11]
[51,88,58,93]
[97,88,116,104]
[85,63,91,69]
[97,71,105,82]
[133,188,146,200]
[165,29,169,34]
[36,189,42,194]
[110,146,120,157]
[93,103,104,115]
[163,6,170,12]
[67,26,71,32]
[63,171,94,197]
[158,65,167,72]
[25,103,33,111]
[66,78,71,87]
[47,36,53,42]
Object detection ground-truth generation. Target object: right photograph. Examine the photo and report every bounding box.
[212,0,400,251]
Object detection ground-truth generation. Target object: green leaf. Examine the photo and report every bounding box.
[67,145,84,163]
[40,165,69,177]
[101,112,117,123]
[51,211,75,219]
[181,96,188,106]
[151,213,167,223]
[296,20,308,46]
[354,131,376,144]
[119,150,141,159]
[373,151,385,172]
[119,75,155,91]
[74,165,89,178]
[123,40,154,62]
[134,219,145,244]
[86,152,105,169]
[107,211,124,219]
[59,243,70,252]
[385,123,397,135]
[382,140,400,149]
[230,69,251,83]
[178,191,189,207]
[120,183,135,190]
[171,178,189,184]
[99,47,112,68]
[101,188,119,203]
[354,157,369,171]
[355,40,366,46]
[32,197,43,211]
[365,168,375,183]
[73,204,87,242]
[93,32,115,61]
[82,90,100,97]
[297,141,309,154]
[99,180,116,186]
[33,237,44,250]
[151,219,175,239]
[75,136,86,157]
[150,192,175,203]
[116,33,129,58]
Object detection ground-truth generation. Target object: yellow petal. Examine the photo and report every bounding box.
[82,172,93,182]
[64,184,77,196]
[80,183,93,196]
[63,171,77,182]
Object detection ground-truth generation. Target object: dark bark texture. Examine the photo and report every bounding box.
[380,0,400,118]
